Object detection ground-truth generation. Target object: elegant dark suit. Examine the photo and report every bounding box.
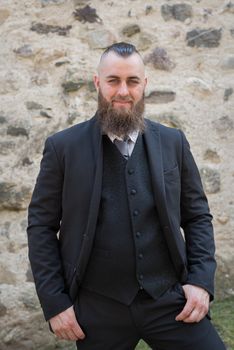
[27,115,220,348]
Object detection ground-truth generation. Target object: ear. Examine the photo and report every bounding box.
[93,75,100,91]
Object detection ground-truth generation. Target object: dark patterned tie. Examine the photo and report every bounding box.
[114,138,129,159]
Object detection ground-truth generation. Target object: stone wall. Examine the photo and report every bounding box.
[0,0,233,349]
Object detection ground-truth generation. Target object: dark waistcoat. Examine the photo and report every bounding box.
[81,134,177,304]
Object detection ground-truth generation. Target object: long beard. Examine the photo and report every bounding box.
[97,90,145,138]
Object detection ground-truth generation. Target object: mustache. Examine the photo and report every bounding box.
[111,96,133,103]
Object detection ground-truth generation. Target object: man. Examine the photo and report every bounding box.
[27,42,226,349]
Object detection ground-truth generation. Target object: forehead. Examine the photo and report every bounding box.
[98,52,145,78]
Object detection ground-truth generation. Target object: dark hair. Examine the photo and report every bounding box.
[101,42,140,58]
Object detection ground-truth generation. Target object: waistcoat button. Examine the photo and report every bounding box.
[128,168,135,174]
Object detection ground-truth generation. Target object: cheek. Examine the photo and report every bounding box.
[100,86,116,101]
[133,89,144,102]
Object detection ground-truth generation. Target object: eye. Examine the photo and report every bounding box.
[128,79,139,85]
[107,79,119,84]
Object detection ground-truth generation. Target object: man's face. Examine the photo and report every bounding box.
[94,52,147,112]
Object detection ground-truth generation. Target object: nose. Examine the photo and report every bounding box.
[118,82,129,97]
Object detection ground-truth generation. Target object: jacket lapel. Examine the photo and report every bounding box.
[144,119,186,277]
[70,116,103,300]
[144,120,169,228]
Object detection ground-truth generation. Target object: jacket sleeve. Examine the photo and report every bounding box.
[27,137,73,321]
[179,130,216,299]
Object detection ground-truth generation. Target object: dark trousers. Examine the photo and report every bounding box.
[74,283,226,350]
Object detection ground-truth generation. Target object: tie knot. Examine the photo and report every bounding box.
[114,138,130,159]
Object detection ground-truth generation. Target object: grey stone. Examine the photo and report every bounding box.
[0,115,6,123]
[0,141,16,155]
[55,60,70,67]
[40,0,66,6]
[14,45,34,58]
[161,3,192,22]
[25,101,43,110]
[145,91,176,104]
[0,302,7,317]
[224,88,233,101]
[122,24,141,37]
[213,116,234,133]
[0,71,20,94]
[203,149,220,163]
[222,1,234,13]
[40,110,52,118]
[0,265,17,284]
[31,22,72,36]
[86,80,96,93]
[186,28,222,48]
[62,81,84,93]
[73,0,89,6]
[26,265,34,282]
[0,182,32,211]
[86,29,116,49]
[186,77,212,95]
[20,289,40,310]
[200,167,221,194]
[230,28,234,38]
[0,221,10,238]
[136,33,153,51]
[145,5,153,15]
[22,157,33,166]
[7,126,29,137]
[221,56,234,70]
[73,5,102,23]
[67,112,79,125]
[144,47,175,71]
[156,113,182,129]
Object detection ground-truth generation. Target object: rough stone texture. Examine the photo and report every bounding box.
[186,28,222,47]
[62,69,86,93]
[0,8,10,25]
[213,116,234,133]
[122,24,141,37]
[7,126,29,137]
[73,5,102,23]
[86,29,116,49]
[0,182,32,211]
[0,0,234,348]
[161,3,193,22]
[13,45,34,58]
[221,56,234,70]
[146,90,176,104]
[203,149,220,164]
[31,23,72,36]
[200,167,221,194]
[144,47,175,71]
[224,88,233,101]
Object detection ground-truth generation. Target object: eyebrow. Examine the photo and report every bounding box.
[106,75,141,80]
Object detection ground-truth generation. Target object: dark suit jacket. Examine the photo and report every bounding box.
[27,115,216,321]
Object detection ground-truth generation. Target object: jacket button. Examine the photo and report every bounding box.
[131,189,137,195]
[139,274,144,280]
[128,168,135,174]
[136,232,141,238]
[133,210,139,216]
[138,253,143,259]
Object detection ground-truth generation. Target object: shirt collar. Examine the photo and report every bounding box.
[108,130,139,144]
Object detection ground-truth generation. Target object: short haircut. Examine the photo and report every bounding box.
[101,42,140,59]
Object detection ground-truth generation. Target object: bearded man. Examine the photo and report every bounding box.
[27,42,226,350]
